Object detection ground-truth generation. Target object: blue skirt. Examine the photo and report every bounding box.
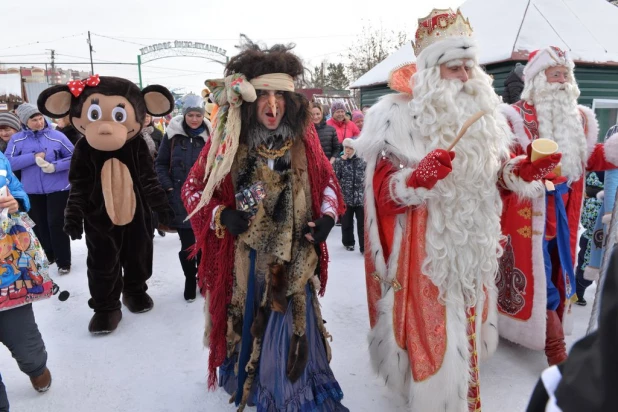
[219,274,348,411]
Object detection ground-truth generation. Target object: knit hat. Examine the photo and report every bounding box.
[514,62,525,79]
[0,113,21,131]
[330,100,346,115]
[352,110,364,121]
[16,103,41,126]
[182,94,205,116]
[523,46,574,82]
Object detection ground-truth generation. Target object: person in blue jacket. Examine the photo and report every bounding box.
[6,103,73,275]
[0,151,52,410]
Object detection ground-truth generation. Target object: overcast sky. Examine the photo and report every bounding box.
[0,0,464,94]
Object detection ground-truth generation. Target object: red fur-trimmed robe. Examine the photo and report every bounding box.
[498,101,618,350]
[182,123,344,389]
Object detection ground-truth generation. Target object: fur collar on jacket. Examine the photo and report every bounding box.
[166,115,212,141]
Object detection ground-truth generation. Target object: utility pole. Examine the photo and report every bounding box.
[50,49,56,84]
[87,31,94,74]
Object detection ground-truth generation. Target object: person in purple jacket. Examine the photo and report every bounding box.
[7,103,73,275]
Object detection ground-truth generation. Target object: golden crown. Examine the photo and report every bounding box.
[412,8,474,57]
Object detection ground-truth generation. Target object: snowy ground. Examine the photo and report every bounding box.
[1,227,596,412]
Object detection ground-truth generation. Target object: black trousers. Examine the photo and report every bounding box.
[341,205,364,249]
[84,216,153,312]
[575,236,593,299]
[178,228,199,273]
[28,191,71,268]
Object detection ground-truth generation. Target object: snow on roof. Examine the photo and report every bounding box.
[351,0,618,88]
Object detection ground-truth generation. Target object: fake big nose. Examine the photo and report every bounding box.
[268,94,277,117]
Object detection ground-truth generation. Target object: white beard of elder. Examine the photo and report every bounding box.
[521,71,587,182]
[407,62,511,308]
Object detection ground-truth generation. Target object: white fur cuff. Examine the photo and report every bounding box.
[389,168,432,206]
[500,156,545,199]
[603,133,618,166]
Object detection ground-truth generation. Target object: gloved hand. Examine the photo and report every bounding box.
[406,149,455,190]
[220,208,252,236]
[156,206,175,227]
[303,215,335,243]
[517,145,562,182]
[64,217,83,240]
[35,157,56,174]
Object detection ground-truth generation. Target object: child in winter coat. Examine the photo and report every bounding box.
[0,151,53,411]
[334,138,366,252]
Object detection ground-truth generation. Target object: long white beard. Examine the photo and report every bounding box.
[409,67,510,307]
[525,74,587,181]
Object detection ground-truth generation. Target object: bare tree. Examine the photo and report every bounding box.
[346,23,409,82]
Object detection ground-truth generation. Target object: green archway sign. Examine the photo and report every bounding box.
[137,41,229,89]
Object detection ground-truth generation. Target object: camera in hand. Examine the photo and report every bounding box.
[235,182,267,216]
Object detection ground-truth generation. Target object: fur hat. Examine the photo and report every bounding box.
[16,103,41,126]
[523,46,574,82]
[330,100,346,115]
[0,113,21,131]
[413,9,477,71]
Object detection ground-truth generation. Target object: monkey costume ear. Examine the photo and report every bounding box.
[142,85,174,117]
[37,85,73,118]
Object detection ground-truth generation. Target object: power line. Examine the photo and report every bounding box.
[0,33,85,51]
[92,34,357,42]
[90,33,147,46]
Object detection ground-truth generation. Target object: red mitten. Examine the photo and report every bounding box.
[406,149,456,190]
[517,145,562,182]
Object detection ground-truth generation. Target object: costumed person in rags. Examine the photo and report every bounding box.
[37,75,175,334]
[526,245,618,412]
[355,9,555,411]
[182,40,348,411]
[0,149,55,409]
[156,94,211,302]
[498,47,618,366]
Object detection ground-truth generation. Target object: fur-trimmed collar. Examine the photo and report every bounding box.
[166,115,212,141]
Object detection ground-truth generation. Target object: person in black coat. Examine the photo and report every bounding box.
[155,96,211,302]
[55,115,83,146]
[503,63,525,104]
[311,103,339,164]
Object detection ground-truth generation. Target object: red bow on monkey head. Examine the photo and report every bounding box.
[67,74,101,97]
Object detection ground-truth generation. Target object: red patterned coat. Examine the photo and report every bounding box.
[498,101,618,350]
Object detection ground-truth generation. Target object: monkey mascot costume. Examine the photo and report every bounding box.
[38,76,174,334]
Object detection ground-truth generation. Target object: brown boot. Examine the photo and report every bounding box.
[545,309,567,366]
[30,367,52,393]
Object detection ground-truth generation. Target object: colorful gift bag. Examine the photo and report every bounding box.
[0,212,53,311]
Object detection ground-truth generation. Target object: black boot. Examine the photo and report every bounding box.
[179,251,197,302]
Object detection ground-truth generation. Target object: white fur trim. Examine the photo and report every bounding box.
[602,133,618,167]
[499,104,529,151]
[203,291,212,347]
[501,155,545,199]
[524,48,575,83]
[389,168,433,206]
[578,105,600,158]
[498,195,547,350]
[416,36,478,72]
[584,265,600,282]
[479,285,499,361]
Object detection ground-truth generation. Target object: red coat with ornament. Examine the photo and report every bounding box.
[498,101,618,350]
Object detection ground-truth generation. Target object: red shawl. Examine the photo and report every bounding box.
[182,123,345,389]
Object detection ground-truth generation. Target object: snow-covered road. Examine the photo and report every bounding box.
[1,228,595,412]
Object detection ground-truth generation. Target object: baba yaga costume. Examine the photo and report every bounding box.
[37,76,175,334]
[182,42,348,411]
[356,9,554,412]
[498,47,618,366]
